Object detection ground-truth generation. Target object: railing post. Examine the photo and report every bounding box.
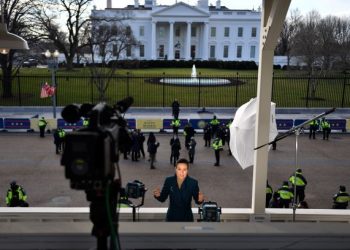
[198,72,201,107]
[17,72,21,106]
[162,72,165,108]
[90,76,94,103]
[271,72,275,102]
[127,72,130,97]
[306,74,311,108]
[341,72,347,108]
[235,72,239,107]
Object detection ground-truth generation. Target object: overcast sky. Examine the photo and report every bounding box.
[92,0,350,17]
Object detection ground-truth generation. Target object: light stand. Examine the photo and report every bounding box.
[127,190,146,222]
[255,107,336,221]
[45,50,59,118]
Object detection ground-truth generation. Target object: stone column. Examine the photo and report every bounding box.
[151,21,157,59]
[168,21,174,60]
[186,22,192,60]
[202,22,209,60]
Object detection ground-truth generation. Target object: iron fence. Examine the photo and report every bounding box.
[0,73,349,108]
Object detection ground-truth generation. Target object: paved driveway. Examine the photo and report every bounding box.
[0,132,349,209]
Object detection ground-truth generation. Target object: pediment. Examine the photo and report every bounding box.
[152,2,209,17]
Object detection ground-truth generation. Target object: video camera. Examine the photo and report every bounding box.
[126,180,146,199]
[198,201,222,222]
[61,97,133,191]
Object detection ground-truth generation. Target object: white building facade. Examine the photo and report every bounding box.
[91,0,261,62]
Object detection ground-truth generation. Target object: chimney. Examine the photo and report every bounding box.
[215,0,221,10]
[107,0,111,8]
[197,0,208,9]
[135,0,139,8]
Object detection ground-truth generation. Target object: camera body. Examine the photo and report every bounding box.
[126,180,146,199]
[61,100,131,191]
[199,201,222,222]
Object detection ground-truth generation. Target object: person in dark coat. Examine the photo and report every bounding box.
[137,129,145,158]
[184,123,195,149]
[131,130,140,161]
[153,158,204,222]
[171,99,180,119]
[188,137,197,164]
[269,192,280,208]
[147,132,159,169]
[203,123,212,147]
[170,136,181,166]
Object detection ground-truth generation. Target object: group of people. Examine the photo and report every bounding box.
[266,169,308,209]
[266,169,350,209]
[309,117,332,140]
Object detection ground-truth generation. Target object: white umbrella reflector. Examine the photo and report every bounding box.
[229,98,278,169]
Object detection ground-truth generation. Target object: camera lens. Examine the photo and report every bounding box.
[70,158,89,176]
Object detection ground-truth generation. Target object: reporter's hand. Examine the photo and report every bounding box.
[153,187,161,198]
[198,191,204,203]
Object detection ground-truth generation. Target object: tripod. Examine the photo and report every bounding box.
[255,108,336,221]
[86,180,121,250]
[127,190,147,222]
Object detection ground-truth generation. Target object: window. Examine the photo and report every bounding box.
[191,45,196,59]
[224,27,230,37]
[223,45,229,58]
[210,27,216,37]
[175,27,180,37]
[191,27,196,37]
[251,27,257,37]
[238,27,243,37]
[250,45,256,58]
[140,44,145,58]
[210,45,215,58]
[126,26,131,36]
[126,45,131,57]
[139,26,144,37]
[159,27,165,38]
[159,45,164,58]
[236,45,242,58]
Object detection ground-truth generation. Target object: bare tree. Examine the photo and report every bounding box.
[84,15,138,101]
[32,0,92,70]
[317,15,339,73]
[275,9,302,68]
[0,0,39,98]
[334,17,350,71]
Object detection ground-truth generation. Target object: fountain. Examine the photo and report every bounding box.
[159,64,231,86]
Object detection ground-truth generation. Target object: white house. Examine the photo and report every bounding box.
[91,0,261,62]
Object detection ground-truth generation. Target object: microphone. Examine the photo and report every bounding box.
[115,96,134,113]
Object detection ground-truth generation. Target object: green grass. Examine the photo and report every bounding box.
[0,68,349,108]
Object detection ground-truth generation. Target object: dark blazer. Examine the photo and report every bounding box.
[155,175,202,222]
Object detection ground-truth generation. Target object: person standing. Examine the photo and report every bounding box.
[203,123,212,147]
[170,118,181,136]
[332,185,350,209]
[210,115,220,138]
[269,192,280,208]
[266,181,273,208]
[212,137,223,166]
[183,123,195,149]
[6,181,29,207]
[171,99,180,119]
[153,158,204,222]
[137,129,145,159]
[320,117,331,140]
[38,116,48,138]
[288,168,307,203]
[170,136,181,166]
[277,181,294,208]
[308,118,318,139]
[131,130,140,162]
[188,137,197,164]
[147,132,159,169]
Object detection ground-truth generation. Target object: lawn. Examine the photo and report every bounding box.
[0,67,348,108]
